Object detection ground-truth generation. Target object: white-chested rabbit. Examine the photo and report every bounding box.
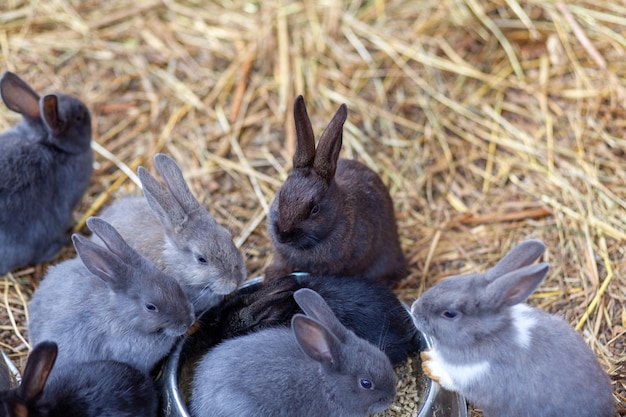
[95,153,246,314]
[0,341,157,417]
[28,217,195,375]
[410,240,615,417]
[265,96,406,287]
[0,71,92,274]
[190,288,397,417]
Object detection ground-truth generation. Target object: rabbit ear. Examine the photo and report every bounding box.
[313,103,347,181]
[153,153,202,213]
[72,234,129,292]
[73,218,138,290]
[483,263,549,308]
[138,164,190,231]
[18,341,57,404]
[293,288,348,342]
[291,314,339,367]
[0,71,41,120]
[292,95,316,169]
[485,240,546,282]
[85,217,137,265]
[41,94,64,135]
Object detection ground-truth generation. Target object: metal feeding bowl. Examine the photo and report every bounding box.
[0,349,21,391]
[159,277,467,417]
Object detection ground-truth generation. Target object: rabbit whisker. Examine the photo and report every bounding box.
[189,284,214,306]
[377,314,390,353]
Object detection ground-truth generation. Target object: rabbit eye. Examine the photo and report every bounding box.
[310,204,320,216]
[197,256,208,264]
[359,379,373,390]
[441,310,458,319]
[145,303,158,312]
[74,111,84,123]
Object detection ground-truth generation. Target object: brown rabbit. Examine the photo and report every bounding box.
[265,96,406,286]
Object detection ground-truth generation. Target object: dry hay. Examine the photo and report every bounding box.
[0,0,624,415]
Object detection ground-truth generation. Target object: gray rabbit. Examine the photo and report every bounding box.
[0,71,92,274]
[28,217,195,375]
[410,240,615,417]
[0,341,157,417]
[95,153,246,314]
[190,288,397,417]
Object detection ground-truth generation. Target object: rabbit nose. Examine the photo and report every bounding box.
[277,229,297,243]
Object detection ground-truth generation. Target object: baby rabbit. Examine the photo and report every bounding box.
[199,273,420,365]
[265,96,406,286]
[190,288,397,417]
[28,217,195,375]
[410,240,615,417]
[0,341,157,417]
[95,153,246,314]
[0,71,92,274]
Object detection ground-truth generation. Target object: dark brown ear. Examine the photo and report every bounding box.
[313,103,347,181]
[0,71,41,120]
[41,94,63,135]
[292,95,315,169]
[17,342,57,404]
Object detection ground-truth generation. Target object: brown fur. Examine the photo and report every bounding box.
[265,96,406,287]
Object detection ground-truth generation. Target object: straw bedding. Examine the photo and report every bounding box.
[0,0,624,415]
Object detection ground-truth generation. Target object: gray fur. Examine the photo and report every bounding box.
[410,240,615,417]
[190,288,397,417]
[95,153,246,314]
[28,217,195,375]
[0,71,92,274]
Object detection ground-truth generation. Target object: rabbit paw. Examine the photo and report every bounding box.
[420,350,441,383]
[420,349,490,392]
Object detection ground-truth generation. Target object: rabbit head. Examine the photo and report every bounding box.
[138,154,246,300]
[0,71,91,154]
[73,217,195,338]
[293,288,397,415]
[268,96,347,250]
[0,341,57,417]
[411,240,549,350]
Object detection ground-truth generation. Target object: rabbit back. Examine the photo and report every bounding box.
[302,274,419,365]
[43,360,158,417]
[190,327,308,417]
[94,196,166,264]
[0,72,92,273]
[334,158,406,281]
[0,144,92,272]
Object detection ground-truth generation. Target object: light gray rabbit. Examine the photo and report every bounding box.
[28,217,195,375]
[410,240,615,417]
[95,153,246,314]
[190,288,397,417]
[0,71,92,274]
